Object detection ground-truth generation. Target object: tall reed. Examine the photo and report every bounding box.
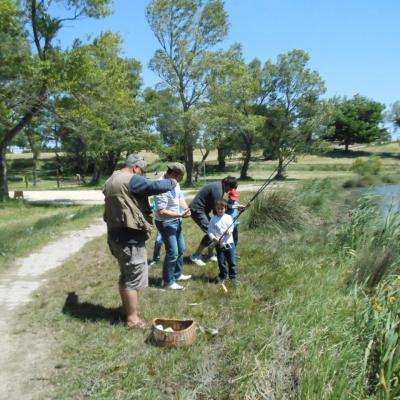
[247,190,307,233]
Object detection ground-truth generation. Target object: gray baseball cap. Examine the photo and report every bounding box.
[126,154,147,170]
[167,162,186,175]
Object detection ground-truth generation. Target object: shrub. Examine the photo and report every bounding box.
[343,174,380,188]
[247,190,308,233]
[8,175,23,182]
[351,157,383,176]
[381,174,398,184]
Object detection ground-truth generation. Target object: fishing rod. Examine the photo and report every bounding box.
[212,153,297,248]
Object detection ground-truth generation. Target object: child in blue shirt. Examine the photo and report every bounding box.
[226,188,241,246]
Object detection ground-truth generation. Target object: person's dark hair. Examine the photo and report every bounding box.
[214,200,227,212]
[222,176,238,189]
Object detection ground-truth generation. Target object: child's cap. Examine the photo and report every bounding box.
[228,189,240,201]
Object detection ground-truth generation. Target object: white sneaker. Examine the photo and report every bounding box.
[208,255,218,262]
[177,274,192,281]
[165,282,185,290]
[190,254,206,266]
[149,260,158,267]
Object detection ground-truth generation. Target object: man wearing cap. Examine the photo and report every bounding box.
[154,163,191,290]
[103,154,177,328]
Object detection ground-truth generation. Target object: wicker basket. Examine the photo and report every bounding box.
[152,318,196,348]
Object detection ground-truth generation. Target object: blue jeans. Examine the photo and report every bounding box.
[156,219,185,285]
[152,231,163,261]
[216,243,237,280]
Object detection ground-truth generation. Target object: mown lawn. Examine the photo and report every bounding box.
[15,185,371,399]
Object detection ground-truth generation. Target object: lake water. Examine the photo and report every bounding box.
[368,184,400,214]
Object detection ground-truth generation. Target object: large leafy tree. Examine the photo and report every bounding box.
[143,87,188,163]
[205,49,324,180]
[0,0,32,199]
[324,95,388,152]
[144,88,181,147]
[260,50,326,179]
[146,0,228,184]
[56,32,150,183]
[206,52,266,179]
[0,0,112,200]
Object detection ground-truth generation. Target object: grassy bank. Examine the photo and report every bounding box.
[0,201,102,272]
[15,179,394,399]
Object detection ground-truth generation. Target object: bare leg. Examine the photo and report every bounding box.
[119,286,146,327]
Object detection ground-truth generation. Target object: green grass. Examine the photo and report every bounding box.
[0,201,103,272]
[13,185,379,399]
[2,142,400,398]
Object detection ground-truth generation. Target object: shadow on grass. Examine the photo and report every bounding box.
[322,149,372,158]
[62,292,124,325]
[322,149,400,160]
[189,274,215,283]
[378,152,400,160]
[148,276,163,287]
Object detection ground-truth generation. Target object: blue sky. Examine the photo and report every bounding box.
[55,0,400,109]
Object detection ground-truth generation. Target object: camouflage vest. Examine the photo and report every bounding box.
[103,171,153,233]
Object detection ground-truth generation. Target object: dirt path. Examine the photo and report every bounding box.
[0,221,106,400]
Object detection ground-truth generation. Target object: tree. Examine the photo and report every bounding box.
[325,95,388,152]
[260,50,326,179]
[143,87,186,162]
[146,0,228,185]
[144,88,181,147]
[0,0,112,200]
[56,32,150,182]
[0,0,32,198]
[387,101,400,131]
[205,52,267,179]
[200,103,236,171]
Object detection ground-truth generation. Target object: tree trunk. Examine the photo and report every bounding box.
[91,161,101,184]
[32,157,37,186]
[26,133,40,187]
[275,153,286,180]
[217,147,226,171]
[0,145,10,201]
[184,140,194,186]
[240,140,252,180]
[182,111,194,185]
[200,149,209,163]
[105,151,120,175]
[0,85,47,200]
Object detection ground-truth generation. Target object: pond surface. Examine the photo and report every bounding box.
[368,184,400,214]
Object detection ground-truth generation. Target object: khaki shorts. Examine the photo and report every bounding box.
[108,238,148,290]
